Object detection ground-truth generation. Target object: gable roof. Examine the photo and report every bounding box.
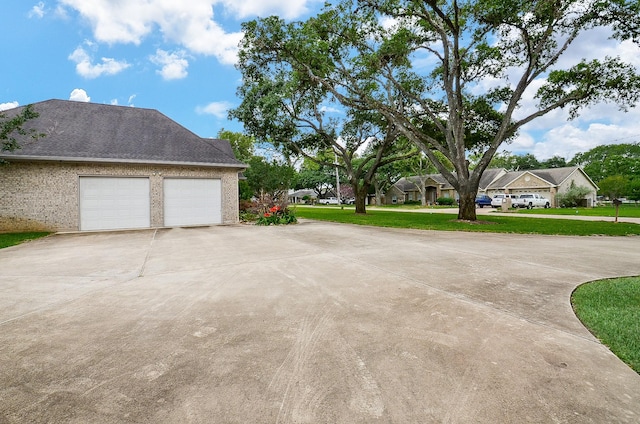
[486,166,596,190]
[392,166,597,194]
[394,174,453,192]
[1,100,246,169]
[478,168,507,189]
[393,168,506,193]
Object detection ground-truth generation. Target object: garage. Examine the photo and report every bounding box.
[79,177,151,231]
[1,100,246,232]
[163,178,222,227]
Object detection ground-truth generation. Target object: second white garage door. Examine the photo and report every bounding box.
[164,178,222,226]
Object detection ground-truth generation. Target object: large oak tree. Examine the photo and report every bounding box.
[234,0,640,220]
[230,71,418,213]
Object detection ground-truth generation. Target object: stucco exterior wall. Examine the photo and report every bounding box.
[0,161,240,232]
[383,186,405,204]
[508,173,550,190]
[557,169,598,206]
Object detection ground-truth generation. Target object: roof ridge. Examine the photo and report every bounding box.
[1,100,246,168]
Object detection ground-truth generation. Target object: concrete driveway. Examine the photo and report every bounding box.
[1,222,639,423]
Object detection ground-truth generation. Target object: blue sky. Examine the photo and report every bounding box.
[2,0,639,162]
[1,0,321,139]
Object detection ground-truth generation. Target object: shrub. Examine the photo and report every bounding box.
[256,205,297,226]
[436,197,456,206]
[239,200,259,222]
[239,199,258,212]
[557,184,592,208]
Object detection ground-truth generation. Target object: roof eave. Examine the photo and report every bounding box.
[0,155,248,169]
[557,167,599,190]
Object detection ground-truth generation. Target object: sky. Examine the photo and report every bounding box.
[1,0,639,162]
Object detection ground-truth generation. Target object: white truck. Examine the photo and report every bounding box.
[513,193,551,209]
[318,196,340,205]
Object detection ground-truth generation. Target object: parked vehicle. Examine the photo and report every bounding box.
[475,195,492,208]
[491,194,519,208]
[513,193,550,209]
[343,197,355,205]
[318,196,340,205]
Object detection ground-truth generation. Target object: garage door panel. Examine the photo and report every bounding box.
[164,179,221,227]
[80,177,150,231]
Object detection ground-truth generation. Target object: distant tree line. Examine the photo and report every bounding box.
[486,143,640,201]
[221,125,640,205]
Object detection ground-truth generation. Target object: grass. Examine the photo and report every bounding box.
[294,206,640,236]
[572,277,640,373]
[515,204,640,218]
[0,232,50,249]
[377,203,454,210]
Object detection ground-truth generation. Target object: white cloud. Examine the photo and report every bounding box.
[319,104,342,114]
[150,49,189,80]
[28,2,46,18]
[110,95,136,107]
[218,0,313,19]
[58,0,319,65]
[508,102,640,160]
[196,101,233,119]
[69,88,91,102]
[58,0,268,65]
[68,46,130,78]
[0,101,19,111]
[470,24,640,162]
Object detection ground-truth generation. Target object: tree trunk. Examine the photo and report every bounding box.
[354,185,368,214]
[373,180,383,206]
[457,189,477,221]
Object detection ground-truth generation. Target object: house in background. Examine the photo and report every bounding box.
[386,168,506,205]
[0,99,247,232]
[385,166,597,207]
[288,189,317,204]
[485,166,598,207]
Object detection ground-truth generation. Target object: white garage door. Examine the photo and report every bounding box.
[164,178,222,226]
[79,177,150,231]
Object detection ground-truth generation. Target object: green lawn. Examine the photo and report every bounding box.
[572,277,640,373]
[294,207,640,236]
[0,232,50,249]
[514,204,640,218]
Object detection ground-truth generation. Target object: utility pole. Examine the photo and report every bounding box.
[335,152,341,204]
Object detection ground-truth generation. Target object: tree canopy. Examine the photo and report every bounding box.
[230,42,419,212]
[233,0,640,220]
[569,142,640,182]
[243,156,295,204]
[1,105,41,159]
[217,129,255,163]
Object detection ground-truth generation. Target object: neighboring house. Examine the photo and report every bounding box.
[386,166,597,207]
[0,99,247,232]
[388,168,506,205]
[485,166,598,207]
[288,189,317,204]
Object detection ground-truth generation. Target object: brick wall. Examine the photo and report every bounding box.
[0,161,240,232]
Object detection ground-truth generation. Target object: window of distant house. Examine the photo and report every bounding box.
[407,193,413,201]
[392,196,397,204]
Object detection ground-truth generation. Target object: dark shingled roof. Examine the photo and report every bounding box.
[394,168,506,192]
[1,99,246,168]
[486,166,585,189]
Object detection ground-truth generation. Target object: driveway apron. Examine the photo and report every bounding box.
[0,222,639,423]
